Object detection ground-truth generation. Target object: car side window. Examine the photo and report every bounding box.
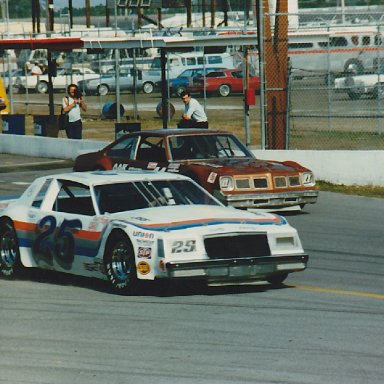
[32,179,54,208]
[106,136,139,159]
[135,136,167,162]
[53,181,95,216]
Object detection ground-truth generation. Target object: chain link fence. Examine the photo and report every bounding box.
[261,11,384,150]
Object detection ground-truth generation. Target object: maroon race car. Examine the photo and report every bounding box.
[73,129,318,211]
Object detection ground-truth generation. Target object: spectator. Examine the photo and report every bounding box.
[31,62,42,76]
[62,84,87,139]
[178,91,208,129]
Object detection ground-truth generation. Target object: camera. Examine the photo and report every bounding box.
[74,88,82,99]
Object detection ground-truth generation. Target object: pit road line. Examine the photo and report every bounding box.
[291,284,384,299]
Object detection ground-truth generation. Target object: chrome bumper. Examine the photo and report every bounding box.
[214,190,319,209]
[166,253,308,281]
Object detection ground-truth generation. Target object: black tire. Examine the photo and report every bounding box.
[104,231,137,294]
[344,59,364,74]
[176,85,186,96]
[143,82,154,94]
[373,83,384,99]
[218,84,231,97]
[0,220,22,278]
[347,89,363,100]
[97,84,109,96]
[36,81,48,94]
[267,273,288,286]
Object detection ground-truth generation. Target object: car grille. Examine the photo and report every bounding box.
[204,234,271,259]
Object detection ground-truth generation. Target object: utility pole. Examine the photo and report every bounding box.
[210,0,215,28]
[85,0,91,28]
[32,0,41,34]
[261,0,289,149]
[69,0,73,28]
[47,0,54,32]
[186,0,192,27]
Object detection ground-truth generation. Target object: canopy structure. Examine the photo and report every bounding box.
[0,33,258,129]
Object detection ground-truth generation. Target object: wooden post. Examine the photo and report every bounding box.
[262,0,289,149]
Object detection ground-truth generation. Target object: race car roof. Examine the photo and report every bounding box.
[46,170,189,186]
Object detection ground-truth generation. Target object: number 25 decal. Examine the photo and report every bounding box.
[171,240,196,253]
[34,215,82,270]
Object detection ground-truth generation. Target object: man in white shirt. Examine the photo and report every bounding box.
[31,62,43,76]
[62,84,87,139]
[179,91,208,128]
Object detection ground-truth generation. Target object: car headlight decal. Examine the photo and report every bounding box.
[219,176,234,191]
[302,172,315,186]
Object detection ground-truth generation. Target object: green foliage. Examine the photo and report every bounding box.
[8,0,34,18]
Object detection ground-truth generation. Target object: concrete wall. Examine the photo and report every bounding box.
[0,134,381,186]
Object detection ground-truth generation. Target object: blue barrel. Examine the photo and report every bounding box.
[156,101,175,119]
[2,114,25,135]
[102,102,125,119]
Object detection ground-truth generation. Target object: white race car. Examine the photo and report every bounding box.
[0,171,308,293]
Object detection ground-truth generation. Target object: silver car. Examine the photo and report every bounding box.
[77,69,144,96]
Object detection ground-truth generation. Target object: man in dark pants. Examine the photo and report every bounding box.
[62,84,87,139]
[178,91,208,129]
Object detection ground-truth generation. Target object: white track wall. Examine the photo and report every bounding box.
[0,134,381,186]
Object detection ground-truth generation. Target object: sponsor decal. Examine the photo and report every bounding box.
[131,216,150,222]
[137,261,150,275]
[88,217,109,231]
[147,162,158,169]
[207,172,217,184]
[136,239,155,246]
[138,246,152,259]
[167,163,181,173]
[159,259,166,272]
[83,261,103,272]
[133,231,154,239]
[113,163,129,171]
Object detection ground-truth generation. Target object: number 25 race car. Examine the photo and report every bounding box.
[0,171,308,293]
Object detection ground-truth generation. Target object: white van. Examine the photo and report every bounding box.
[149,51,239,78]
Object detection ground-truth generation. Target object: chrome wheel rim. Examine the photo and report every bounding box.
[0,229,18,271]
[110,241,131,283]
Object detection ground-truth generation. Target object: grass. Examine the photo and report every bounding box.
[317,180,384,199]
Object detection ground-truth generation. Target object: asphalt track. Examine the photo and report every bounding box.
[0,156,383,384]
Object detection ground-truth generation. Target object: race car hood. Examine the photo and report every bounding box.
[185,158,305,174]
[110,205,286,228]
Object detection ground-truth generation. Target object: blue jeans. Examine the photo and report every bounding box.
[66,119,83,139]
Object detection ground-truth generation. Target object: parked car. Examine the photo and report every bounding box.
[154,66,227,97]
[73,129,318,211]
[0,171,308,293]
[188,69,260,97]
[334,67,384,100]
[14,66,98,94]
[77,69,143,96]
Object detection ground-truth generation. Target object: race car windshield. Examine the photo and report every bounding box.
[94,179,220,214]
[169,134,252,160]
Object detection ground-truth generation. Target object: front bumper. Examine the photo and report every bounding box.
[214,190,319,209]
[166,253,308,282]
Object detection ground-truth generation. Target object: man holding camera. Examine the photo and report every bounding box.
[62,84,87,139]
